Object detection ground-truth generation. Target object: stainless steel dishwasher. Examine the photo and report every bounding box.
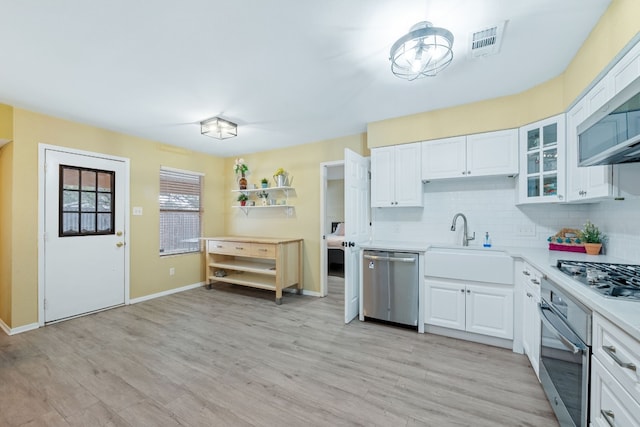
[362,250,419,328]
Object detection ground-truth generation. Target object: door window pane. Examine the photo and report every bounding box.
[81,192,96,212]
[81,170,96,191]
[97,214,113,232]
[62,213,79,233]
[62,168,80,190]
[81,213,96,232]
[59,165,115,237]
[63,190,79,211]
[97,172,112,192]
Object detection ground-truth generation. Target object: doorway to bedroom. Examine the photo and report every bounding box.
[320,161,345,297]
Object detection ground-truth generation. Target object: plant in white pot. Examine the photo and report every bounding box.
[580,221,605,255]
[257,190,269,206]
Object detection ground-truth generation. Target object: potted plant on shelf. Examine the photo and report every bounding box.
[260,177,269,188]
[273,167,288,187]
[257,190,269,206]
[580,220,605,255]
[234,158,249,190]
[237,193,249,207]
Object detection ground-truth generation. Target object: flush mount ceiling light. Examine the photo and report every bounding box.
[200,117,237,140]
[390,21,454,81]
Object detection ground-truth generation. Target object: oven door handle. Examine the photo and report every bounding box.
[539,302,586,354]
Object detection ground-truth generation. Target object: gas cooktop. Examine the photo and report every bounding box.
[556,259,640,301]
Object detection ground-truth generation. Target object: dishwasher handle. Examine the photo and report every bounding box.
[363,254,416,263]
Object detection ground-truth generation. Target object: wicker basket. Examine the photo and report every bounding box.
[548,228,586,253]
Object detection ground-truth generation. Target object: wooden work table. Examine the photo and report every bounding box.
[203,237,303,304]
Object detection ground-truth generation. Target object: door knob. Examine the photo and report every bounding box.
[116,231,123,236]
[116,242,125,247]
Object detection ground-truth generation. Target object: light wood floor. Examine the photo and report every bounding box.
[0,277,558,426]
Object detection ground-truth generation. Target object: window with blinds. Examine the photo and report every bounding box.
[159,168,203,256]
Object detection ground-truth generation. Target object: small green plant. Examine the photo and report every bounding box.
[236,193,249,202]
[261,177,269,184]
[257,191,269,199]
[580,221,604,243]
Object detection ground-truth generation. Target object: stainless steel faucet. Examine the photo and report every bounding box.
[451,213,475,246]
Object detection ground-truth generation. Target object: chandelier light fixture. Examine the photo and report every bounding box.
[389,21,454,80]
[200,117,237,140]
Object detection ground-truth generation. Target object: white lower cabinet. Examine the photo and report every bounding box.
[591,358,640,427]
[591,313,640,426]
[519,262,541,378]
[425,278,514,340]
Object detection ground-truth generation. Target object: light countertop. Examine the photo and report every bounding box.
[361,240,640,341]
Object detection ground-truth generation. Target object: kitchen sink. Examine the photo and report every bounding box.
[425,246,513,284]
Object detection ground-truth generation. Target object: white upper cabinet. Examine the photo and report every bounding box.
[421,129,518,181]
[421,136,466,180]
[371,142,422,207]
[565,40,640,202]
[566,97,614,202]
[518,114,566,204]
[466,129,519,177]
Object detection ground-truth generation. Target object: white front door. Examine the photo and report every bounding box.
[343,149,370,323]
[43,148,127,323]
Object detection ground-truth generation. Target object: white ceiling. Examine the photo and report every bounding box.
[0,0,611,157]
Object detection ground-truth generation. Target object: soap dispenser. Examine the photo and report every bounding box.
[483,232,492,248]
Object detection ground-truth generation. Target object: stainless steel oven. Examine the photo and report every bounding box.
[539,277,592,427]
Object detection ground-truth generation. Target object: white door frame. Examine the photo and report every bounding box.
[319,160,344,297]
[37,144,131,326]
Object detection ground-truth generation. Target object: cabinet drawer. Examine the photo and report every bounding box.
[251,243,275,258]
[593,313,640,403]
[591,357,640,427]
[208,240,250,256]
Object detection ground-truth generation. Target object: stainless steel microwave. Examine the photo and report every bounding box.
[578,77,640,166]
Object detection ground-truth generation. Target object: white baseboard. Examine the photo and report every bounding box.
[424,324,513,350]
[130,281,205,305]
[0,318,39,336]
[283,288,322,297]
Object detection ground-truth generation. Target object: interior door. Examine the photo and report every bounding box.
[343,148,370,323]
[44,149,127,322]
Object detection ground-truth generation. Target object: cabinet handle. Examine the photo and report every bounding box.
[462,171,466,175]
[467,170,471,175]
[603,345,637,371]
[526,292,533,298]
[258,248,267,252]
[531,279,540,285]
[460,289,465,293]
[600,409,615,427]
[522,270,530,276]
[235,247,244,250]
[466,289,471,293]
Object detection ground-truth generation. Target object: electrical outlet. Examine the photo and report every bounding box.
[516,224,536,237]
[169,267,175,276]
[133,207,143,216]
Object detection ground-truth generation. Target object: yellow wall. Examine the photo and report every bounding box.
[224,134,368,294]
[368,0,640,148]
[8,108,225,327]
[0,104,13,141]
[0,141,13,327]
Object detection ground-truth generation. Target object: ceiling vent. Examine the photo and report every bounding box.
[469,21,506,58]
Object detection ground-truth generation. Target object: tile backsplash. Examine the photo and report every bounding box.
[372,176,640,262]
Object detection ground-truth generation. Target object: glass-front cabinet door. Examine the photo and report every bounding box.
[519,114,566,204]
